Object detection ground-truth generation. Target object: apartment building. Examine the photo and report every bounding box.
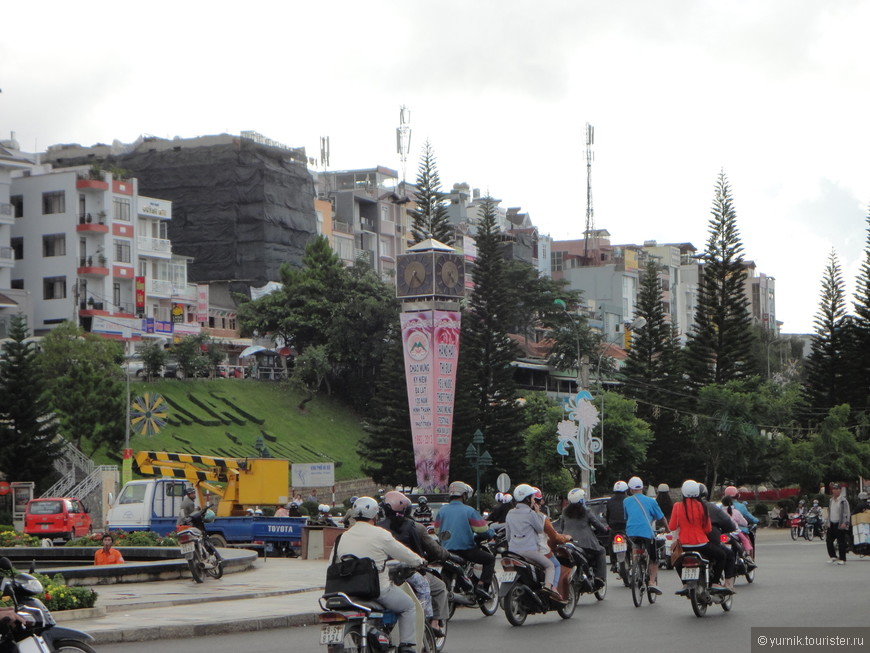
[0,137,34,337]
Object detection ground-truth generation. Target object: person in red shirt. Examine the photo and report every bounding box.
[668,480,728,594]
[94,534,125,566]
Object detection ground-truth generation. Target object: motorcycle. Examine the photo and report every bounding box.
[789,515,806,540]
[676,550,734,617]
[497,544,578,626]
[655,529,674,570]
[557,541,606,602]
[0,557,96,653]
[438,536,501,620]
[720,532,756,584]
[610,532,632,586]
[804,515,824,541]
[318,563,437,653]
[177,509,223,583]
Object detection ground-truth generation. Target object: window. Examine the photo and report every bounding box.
[113,197,131,222]
[11,195,23,218]
[42,234,66,257]
[11,237,23,260]
[113,282,121,308]
[43,276,66,300]
[11,279,23,290]
[114,239,131,263]
[42,191,65,215]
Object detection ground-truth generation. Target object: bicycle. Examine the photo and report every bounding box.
[628,537,657,607]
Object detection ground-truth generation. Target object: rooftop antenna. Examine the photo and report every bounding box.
[583,122,594,263]
[319,136,330,169]
[396,105,412,184]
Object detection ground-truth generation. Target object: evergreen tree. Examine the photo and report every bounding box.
[0,315,61,489]
[803,250,851,420]
[453,195,525,485]
[685,171,756,387]
[409,140,453,245]
[847,208,870,411]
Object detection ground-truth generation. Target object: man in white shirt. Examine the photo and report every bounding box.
[334,497,425,653]
[826,483,851,565]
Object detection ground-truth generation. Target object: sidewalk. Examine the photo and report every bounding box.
[58,558,331,644]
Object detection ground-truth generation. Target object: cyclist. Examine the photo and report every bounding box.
[434,481,495,600]
[623,476,664,595]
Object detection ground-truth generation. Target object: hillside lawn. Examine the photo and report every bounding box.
[99,379,367,481]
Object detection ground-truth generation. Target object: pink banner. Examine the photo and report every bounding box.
[401,310,460,492]
[196,284,209,324]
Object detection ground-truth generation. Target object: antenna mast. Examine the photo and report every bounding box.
[583,123,594,263]
[319,136,330,169]
[396,105,412,184]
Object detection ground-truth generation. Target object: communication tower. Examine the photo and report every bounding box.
[583,123,594,263]
[397,105,412,184]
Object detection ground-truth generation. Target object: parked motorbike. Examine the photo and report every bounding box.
[177,509,223,583]
[720,532,756,584]
[0,557,97,653]
[610,532,632,586]
[676,550,734,617]
[318,563,437,653]
[438,536,500,619]
[498,546,578,626]
[557,541,606,602]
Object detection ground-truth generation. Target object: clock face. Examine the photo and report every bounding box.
[435,253,465,297]
[396,253,433,297]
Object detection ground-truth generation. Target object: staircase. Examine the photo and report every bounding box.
[42,439,117,527]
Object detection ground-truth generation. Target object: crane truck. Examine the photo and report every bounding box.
[106,451,309,554]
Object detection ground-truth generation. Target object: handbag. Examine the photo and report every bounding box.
[670,539,683,566]
[324,534,381,599]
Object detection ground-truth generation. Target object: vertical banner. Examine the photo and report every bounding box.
[135,276,146,315]
[196,284,209,324]
[432,310,460,486]
[401,311,436,491]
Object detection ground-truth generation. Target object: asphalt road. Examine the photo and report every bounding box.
[100,530,868,653]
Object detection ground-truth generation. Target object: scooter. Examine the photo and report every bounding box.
[498,546,578,626]
[438,536,500,619]
[177,509,223,583]
[676,550,734,618]
[0,557,96,652]
[721,531,756,584]
[318,563,437,652]
[610,532,632,586]
[558,541,607,602]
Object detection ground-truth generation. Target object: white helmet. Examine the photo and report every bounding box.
[254,508,263,516]
[352,497,380,520]
[494,492,504,503]
[318,504,331,514]
[449,481,470,499]
[567,488,586,504]
[628,476,643,491]
[657,484,669,493]
[681,480,700,498]
[501,493,513,503]
[613,480,628,493]
[513,484,536,502]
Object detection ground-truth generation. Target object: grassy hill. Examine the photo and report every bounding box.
[103,379,368,481]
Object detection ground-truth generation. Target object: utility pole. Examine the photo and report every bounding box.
[583,123,595,263]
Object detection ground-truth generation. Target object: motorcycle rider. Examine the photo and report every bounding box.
[335,496,425,653]
[721,496,755,559]
[379,491,447,638]
[605,480,629,571]
[669,480,729,595]
[623,476,665,594]
[806,498,824,537]
[312,504,338,527]
[553,488,608,589]
[412,496,432,524]
[434,481,495,600]
[505,484,562,601]
[487,492,514,524]
[655,483,673,520]
[699,483,737,592]
[177,486,199,526]
[0,607,26,653]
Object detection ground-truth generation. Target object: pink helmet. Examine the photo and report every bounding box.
[383,491,411,515]
[724,485,738,498]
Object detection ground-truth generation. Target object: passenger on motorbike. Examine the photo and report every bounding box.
[669,480,729,595]
[487,492,514,524]
[699,484,737,592]
[553,488,608,588]
[505,484,562,601]
[312,504,339,527]
[434,481,495,600]
[534,488,571,599]
[721,496,754,558]
[623,476,665,594]
[0,606,26,653]
[379,491,448,638]
[335,497,425,653]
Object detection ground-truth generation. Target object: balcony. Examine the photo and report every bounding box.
[76,179,109,191]
[333,219,352,234]
[0,246,13,267]
[0,203,12,224]
[76,214,109,234]
[77,256,109,277]
[137,236,172,258]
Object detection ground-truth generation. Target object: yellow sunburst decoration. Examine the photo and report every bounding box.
[130,392,169,437]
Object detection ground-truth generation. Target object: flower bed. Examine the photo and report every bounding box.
[66,530,179,547]
[0,568,98,612]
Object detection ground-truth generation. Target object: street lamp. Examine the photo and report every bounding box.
[465,429,492,511]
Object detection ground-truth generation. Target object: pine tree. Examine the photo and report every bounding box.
[685,171,757,387]
[847,208,870,411]
[0,315,61,489]
[409,141,453,245]
[453,195,525,485]
[803,250,851,420]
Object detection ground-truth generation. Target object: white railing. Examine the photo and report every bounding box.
[43,439,95,498]
[69,465,117,500]
[137,236,171,254]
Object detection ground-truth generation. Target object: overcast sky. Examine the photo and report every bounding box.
[2,1,868,333]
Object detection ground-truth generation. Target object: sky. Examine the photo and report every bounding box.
[2,1,869,334]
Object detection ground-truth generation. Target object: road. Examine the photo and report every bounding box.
[100,529,868,653]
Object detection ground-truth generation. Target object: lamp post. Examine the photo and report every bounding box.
[465,429,492,511]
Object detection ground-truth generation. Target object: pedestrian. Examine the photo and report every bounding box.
[826,482,850,565]
[307,489,318,504]
[94,533,125,565]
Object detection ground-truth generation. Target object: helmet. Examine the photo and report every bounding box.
[449,481,470,498]
[350,496,359,504]
[681,480,700,498]
[724,485,738,497]
[532,487,543,500]
[418,496,428,506]
[186,487,197,496]
[463,482,474,499]
[859,492,868,500]
[698,483,708,499]
[318,504,331,514]
[502,493,513,503]
[613,481,628,493]
[245,508,255,515]
[383,491,411,515]
[567,488,586,504]
[657,484,669,493]
[285,502,294,510]
[203,509,216,523]
[254,508,263,516]
[628,476,643,491]
[494,492,504,503]
[814,498,822,504]
[514,484,536,503]
[798,499,806,505]
[352,497,380,520]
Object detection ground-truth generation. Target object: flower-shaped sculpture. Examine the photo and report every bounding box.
[556,390,601,472]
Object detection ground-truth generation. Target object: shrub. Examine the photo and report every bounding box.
[751,502,769,518]
[0,569,97,612]
[0,530,39,547]
[66,530,179,547]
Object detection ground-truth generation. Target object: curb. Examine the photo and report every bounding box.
[90,612,321,644]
